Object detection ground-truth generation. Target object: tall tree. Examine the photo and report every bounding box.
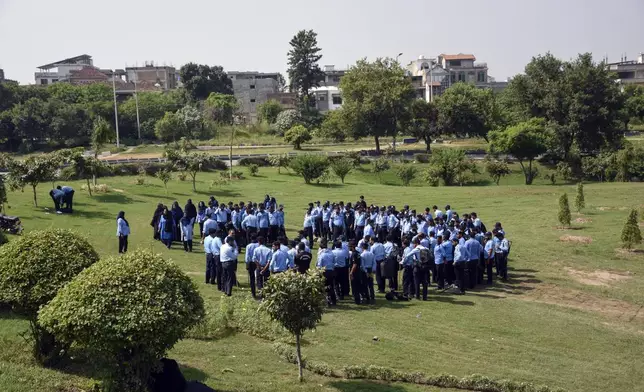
[435,83,496,141]
[5,154,61,207]
[339,58,415,153]
[154,111,188,143]
[205,93,239,125]
[405,99,439,152]
[622,85,644,130]
[179,63,233,101]
[287,30,325,105]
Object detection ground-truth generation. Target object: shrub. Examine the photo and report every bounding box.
[621,209,642,250]
[261,270,326,382]
[371,157,391,184]
[257,99,283,125]
[485,159,511,185]
[39,250,204,392]
[275,109,301,136]
[268,153,292,174]
[0,230,7,246]
[239,157,271,167]
[210,177,230,189]
[396,164,418,186]
[544,172,557,185]
[426,149,477,186]
[0,229,99,364]
[289,154,330,184]
[284,125,312,150]
[80,184,111,193]
[248,163,259,176]
[422,169,440,187]
[177,172,187,181]
[558,193,571,227]
[414,153,430,163]
[155,168,173,194]
[345,151,363,166]
[574,183,585,212]
[330,158,354,184]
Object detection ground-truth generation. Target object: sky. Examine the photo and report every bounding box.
[0,0,643,85]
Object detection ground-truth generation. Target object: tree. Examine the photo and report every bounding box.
[91,116,113,185]
[485,158,511,185]
[489,118,549,185]
[318,109,348,142]
[436,83,497,141]
[155,111,187,143]
[257,99,283,124]
[275,109,301,136]
[260,270,326,382]
[39,250,204,392]
[396,164,417,186]
[64,149,108,197]
[371,157,391,184]
[284,125,312,150]
[179,63,233,101]
[166,150,214,192]
[406,99,439,152]
[425,149,476,186]
[330,157,353,184]
[574,183,585,212]
[0,170,7,213]
[287,30,325,105]
[205,92,239,125]
[0,229,99,364]
[339,58,415,153]
[223,126,250,179]
[268,153,292,174]
[5,153,61,207]
[622,85,644,130]
[119,92,181,140]
[177,105,209,140]
[558,193,571,227]
[289,154,329,184]
[156,167,173,194]
[621,209,642,250]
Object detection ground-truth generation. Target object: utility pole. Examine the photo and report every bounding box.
[112,72,120,148]
[134,71,141,141]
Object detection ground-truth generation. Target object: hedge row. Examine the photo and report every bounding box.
[60,159,228,181]
[238,157,272,167]
[273,343,565,392]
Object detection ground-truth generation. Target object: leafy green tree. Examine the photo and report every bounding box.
[268,153,292,174]
[489,118,549,185]
[425,149,477,186]
[248,163,259,177]
[621,209,642,250]
[330,157,353,184]
[436,83,498,141]
[405,99,439,152]
[64,149,108,196]
[287,30,325,104]
[166,150,215,192]
[275,109,301,136]
[179,63,233,101]
[205,92,239,125]
[0,229,99,364]
[260,270,326,382]
[154,111,187,143]
[574,183,585,212]
[558,193,571,227]
[5,153,61,207]
[396,164,417,186]
[156,167,173,194]
[318,109,348,142]
[39,250,204,392]
[339,58,415,153]
[371,157,391,184]
[257,99,283,124]
[91,116,113,158]
[615,143,644,181]
[289,154,329,184]
[485,158,511,185]
[284,124,312,150]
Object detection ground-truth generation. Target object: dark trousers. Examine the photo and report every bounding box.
[163,238,172,249]
[323,270,337,305]
[467,260,478,289]
[414,265,430,300]
[355,226,364,241]
[214,255,223,290]
[321,224,330,242]
[436,263,445,289]
[445,260,455,285]
[118,235,128,253]
[304,226,313,246]
[246,227,257,244]
[183,240,193,252]
[430,263,437,283]
[222,261,236,296]
[497,253,508,280]
[351,272,363,304]
[377,226,387,243]
[454,262,466,293]
[259,227,269,240]
[256,268,270,291]
[332,225,344,241]
[247,262,257,298]
[486,258,494,284]
[314,217,322,237]
[402,266,414,297]
[388,273,398,291]
[478,257,486,284]
[335,266,349,299]
[269,225,279,242]
[198,222,204,238]
[375,259,386,292]
[205,254,216,284]
[363,270,375,301]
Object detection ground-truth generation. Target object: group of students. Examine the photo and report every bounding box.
[49,185,75,214]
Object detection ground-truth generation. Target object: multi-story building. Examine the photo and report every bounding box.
[228,71,281,123]
[322,65,346,87]
[311,86,343,113]
[35,54,95,85]
[608,53,644,87]
[125,63,177,90]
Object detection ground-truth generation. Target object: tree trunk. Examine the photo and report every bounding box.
[229,132,234,180]
[296,333,303,382]
[425,137,431,153]
[374,136,381,154]
[526,160,534,185]
[32,185,38,207]
[192,174,196,192]
[86,178,92,197]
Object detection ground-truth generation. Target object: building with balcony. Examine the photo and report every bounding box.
[322,65,346,87]
[608,53,644,87]
[125,63,177,91]
[229,71,281,123]
[35,54,95,85]
[311,86,343,113]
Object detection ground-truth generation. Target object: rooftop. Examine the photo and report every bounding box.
[440,53,476,61]
[38,54,92,70]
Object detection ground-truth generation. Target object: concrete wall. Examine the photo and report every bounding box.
[232,77,279,123]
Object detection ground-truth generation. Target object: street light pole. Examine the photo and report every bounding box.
[112,72,120,148]
[392,52,403,152]
[134,72,141,141]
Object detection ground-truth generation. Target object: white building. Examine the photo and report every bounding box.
[311,86,343,113]
[34,54,94,85]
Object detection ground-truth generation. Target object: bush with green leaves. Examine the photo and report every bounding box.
[330,157,354,184]
[257,99,283,124]
[371,157,391,184]
[261,270,326,382]
[426,149,477,186]
[621,209,642,250]
[558,193,571,227]
[574,183,585,212]
[396,164,417,186]
[414,153,430,163]
[155,168,173,194]
[0,229,99,364]
[239,157,271,167]
[284,125,312,150]
[248,163,259,176]
[485,158,511,185]
[275,109,301,136]
[268,153,292,174]
[0,230,8,246]
[39,250,204,392]
[289,154,329,184]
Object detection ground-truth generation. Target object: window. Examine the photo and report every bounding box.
[332,95,342,105]
[450,73,456,83]
[421,62,430,70]
[250,99,256,103]
[449,60,462,67]
[40,79,48,85]
[319,95,326,101]
[477,72,486,82]
[52,79,59,83]
[458,72,466,82]
[250,84,256,89]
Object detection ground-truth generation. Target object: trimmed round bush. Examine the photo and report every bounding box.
[39,249,205,392]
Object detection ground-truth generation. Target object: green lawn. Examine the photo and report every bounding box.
[1,166,643,392]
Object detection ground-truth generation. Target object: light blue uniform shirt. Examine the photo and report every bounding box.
[210,237,223,255]
[216,208,228,223]
[330,212,345,228]
[268,211,279,226]
[203,235,214,254]
[375,214,387,227]
[355,212,366,227]
[387,215,399,229]
[454,244,469,263]
[465,238,482,261]
[383,241,395,257]
[322,207,332,222]
[370,242,385,261]
[364,225,375,238]
[276,211,285,227]
[241,214,257,229]
[484,240,495,260]
[434,244,445,265]
[220,243,238,262]
[401,246,417,267]
[446,209,453,222]
[303,214,313,228]
[317,249,336,271]
[231,211,241,229]
[117,218,130,236]
[257,211,269,228]
[202,218,218,236]
[441,241,454,261]
[245,242,259,264]
[332,248,349,268]
[253,245,272,267]
[270,250,290,272]
[360,250,376,272]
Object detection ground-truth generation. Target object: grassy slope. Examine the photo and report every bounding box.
[0,165,643,392]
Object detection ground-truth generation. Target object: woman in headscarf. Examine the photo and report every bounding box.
[180,215,195,252]
[171,201,184,242]
[150,203,164,241]
[196,201,207,238]
[159,208,173,249]
[116,211,130,253]
[184,199,197,227]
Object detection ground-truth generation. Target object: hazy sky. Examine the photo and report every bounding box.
[1,0,642,85]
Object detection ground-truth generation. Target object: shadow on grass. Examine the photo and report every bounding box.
[194,189,241,198]
[329,380,409,392]
[180,363,208,382]
[431,293,475,306]
[94,193,137,204]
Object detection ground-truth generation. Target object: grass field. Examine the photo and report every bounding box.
[1,165,643,392]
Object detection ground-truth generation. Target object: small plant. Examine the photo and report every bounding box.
[136,165,146,185]
[558,193,571,227]
[268,153,292,174]
[155,168,173,194]
[289,154,330,184]
[248,163,259,177]
[80,184,111,193]
[330,157,354,184]
[621,209,642,250]
[177,172,187,181]
[210,177,230,189]
[485,159,511,185]
[544,172,557,185]
[284,125,312,150]
[574,182,585,212]
[371,157,391,184]
[414,153,430,164]
[395,164,417,186]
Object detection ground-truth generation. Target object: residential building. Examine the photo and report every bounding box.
[125,62,177,90]
[266,92,298,110]
[35,54,95,85]
[229,71,281,123]
[322,65,346,87]
[311,86,343,113]
[608,53,644,87]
